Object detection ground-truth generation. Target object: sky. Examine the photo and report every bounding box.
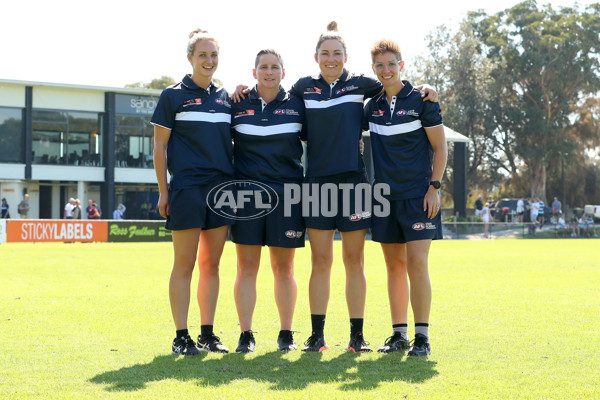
[0,0,593,93]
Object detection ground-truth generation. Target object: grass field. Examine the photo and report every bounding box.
[1,239,599,399]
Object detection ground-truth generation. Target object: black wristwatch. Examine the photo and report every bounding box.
[429,180,441,190]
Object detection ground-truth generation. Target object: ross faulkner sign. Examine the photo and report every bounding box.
[108,221,172,242]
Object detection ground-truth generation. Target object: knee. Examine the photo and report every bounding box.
[272,262,294,280]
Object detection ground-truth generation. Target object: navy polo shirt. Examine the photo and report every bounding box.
[363,80,443,199]
[231,87,304,188]
[151,75,234,189]
[290,69,382,178]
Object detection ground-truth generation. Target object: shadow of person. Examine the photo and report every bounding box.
[89,349,438,393]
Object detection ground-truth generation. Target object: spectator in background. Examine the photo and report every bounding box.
[482,202,493,238]
[147,202,156,220]
[538,198,545,229]
[64,198,75,219]
[88,201,101,219]
[113,204,126,220]
[18,193,30,219]
[516,198,525,223]
[72,199,82,219]
[556,215,568,237]
[584,213,597,237]
[551,197,562,223]
[474,195,483,218]
[529,198,540,236]
[488,195,496,219]
[1,198,10,218]
[570,215,580,237]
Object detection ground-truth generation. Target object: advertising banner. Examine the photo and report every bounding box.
[108,221,172,242]
[0,219,6,243]
[6,220,108,242]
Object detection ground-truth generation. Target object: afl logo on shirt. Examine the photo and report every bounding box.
[274,109,285,115]
[396,109,407,116]
[335,88,347,95]
[412,222,425,231]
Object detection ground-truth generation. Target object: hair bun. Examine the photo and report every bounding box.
[326,21,338,32]
[189,28,208,39]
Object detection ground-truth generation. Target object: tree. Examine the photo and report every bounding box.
[470,0,600,202]
[125,76,176,90]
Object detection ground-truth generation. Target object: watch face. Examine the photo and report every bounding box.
[431,181,441,189]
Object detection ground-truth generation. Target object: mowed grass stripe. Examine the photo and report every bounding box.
[0,240,598,399]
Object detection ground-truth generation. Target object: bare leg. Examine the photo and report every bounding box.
[170,228,201,330]
[340,229,367,318]
[196,225,228,325]
[270,246,297,330]
[406,239,432,324]
[380,243,409,325]
[234,244,261,332]
[307,228,335,315]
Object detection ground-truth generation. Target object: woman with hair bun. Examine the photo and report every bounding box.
[289,21,438,353]
[151,28,234,355]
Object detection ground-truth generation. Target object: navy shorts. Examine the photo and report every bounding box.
[371,197,443,244]
[231,190,305,248]
[304,172,371,232]
[165,177,235,231]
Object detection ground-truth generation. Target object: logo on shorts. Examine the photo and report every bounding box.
[412,222,425,231]
[425,222,437,229]
[285,230,304,238]
[349,211,371,221]
[207,180,279,220]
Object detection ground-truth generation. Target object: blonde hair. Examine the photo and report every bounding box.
[254,49,284,68]
[370,39,402,63]
[187,28,219,56]
[315,21,347,54]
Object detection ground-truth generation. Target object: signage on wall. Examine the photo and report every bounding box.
[108,221,172,242]
[6,220,108,242]
[115,94,159,116]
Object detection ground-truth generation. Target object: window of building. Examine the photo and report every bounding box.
[0,107,24,163]
[115,115,153,168]
[32,110,102,166]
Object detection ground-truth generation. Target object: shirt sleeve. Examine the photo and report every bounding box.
[362,99,372,131]
[420,100,443,128]
[150,89,175,129]
[361,75,383,100]
[289,78,304,98]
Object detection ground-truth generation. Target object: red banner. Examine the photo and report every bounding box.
[6,220,108,242]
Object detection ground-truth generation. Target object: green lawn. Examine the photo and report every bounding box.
[1,240,599,399]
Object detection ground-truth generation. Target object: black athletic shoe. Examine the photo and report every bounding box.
[407,333,431,356]
[235,331,256,353]
[197,333,230,353]
[377,332,411,353]
[301,332,329,352]
[172,334,201,356]
[346,333,372,353]
[277,330,298,352]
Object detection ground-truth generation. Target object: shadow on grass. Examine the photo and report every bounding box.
[89,350,438,392]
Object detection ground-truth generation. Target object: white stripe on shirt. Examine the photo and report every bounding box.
[304,94,364,109]
[233,123,302,136]
[175,111,231,124]
[369,120,423,136]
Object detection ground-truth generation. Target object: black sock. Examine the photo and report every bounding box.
[176,329,189,338]
[350,318,364,337]
[200,325,214,338]
[311,314,326,336]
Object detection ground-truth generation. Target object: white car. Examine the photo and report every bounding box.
[584,205,600,220]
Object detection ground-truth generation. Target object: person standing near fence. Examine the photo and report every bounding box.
[18,194,30,219]
[1,198,10,218]
[364,39,447,356]
[482,202,492,238]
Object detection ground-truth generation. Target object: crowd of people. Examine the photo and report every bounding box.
[151,23,443,358]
